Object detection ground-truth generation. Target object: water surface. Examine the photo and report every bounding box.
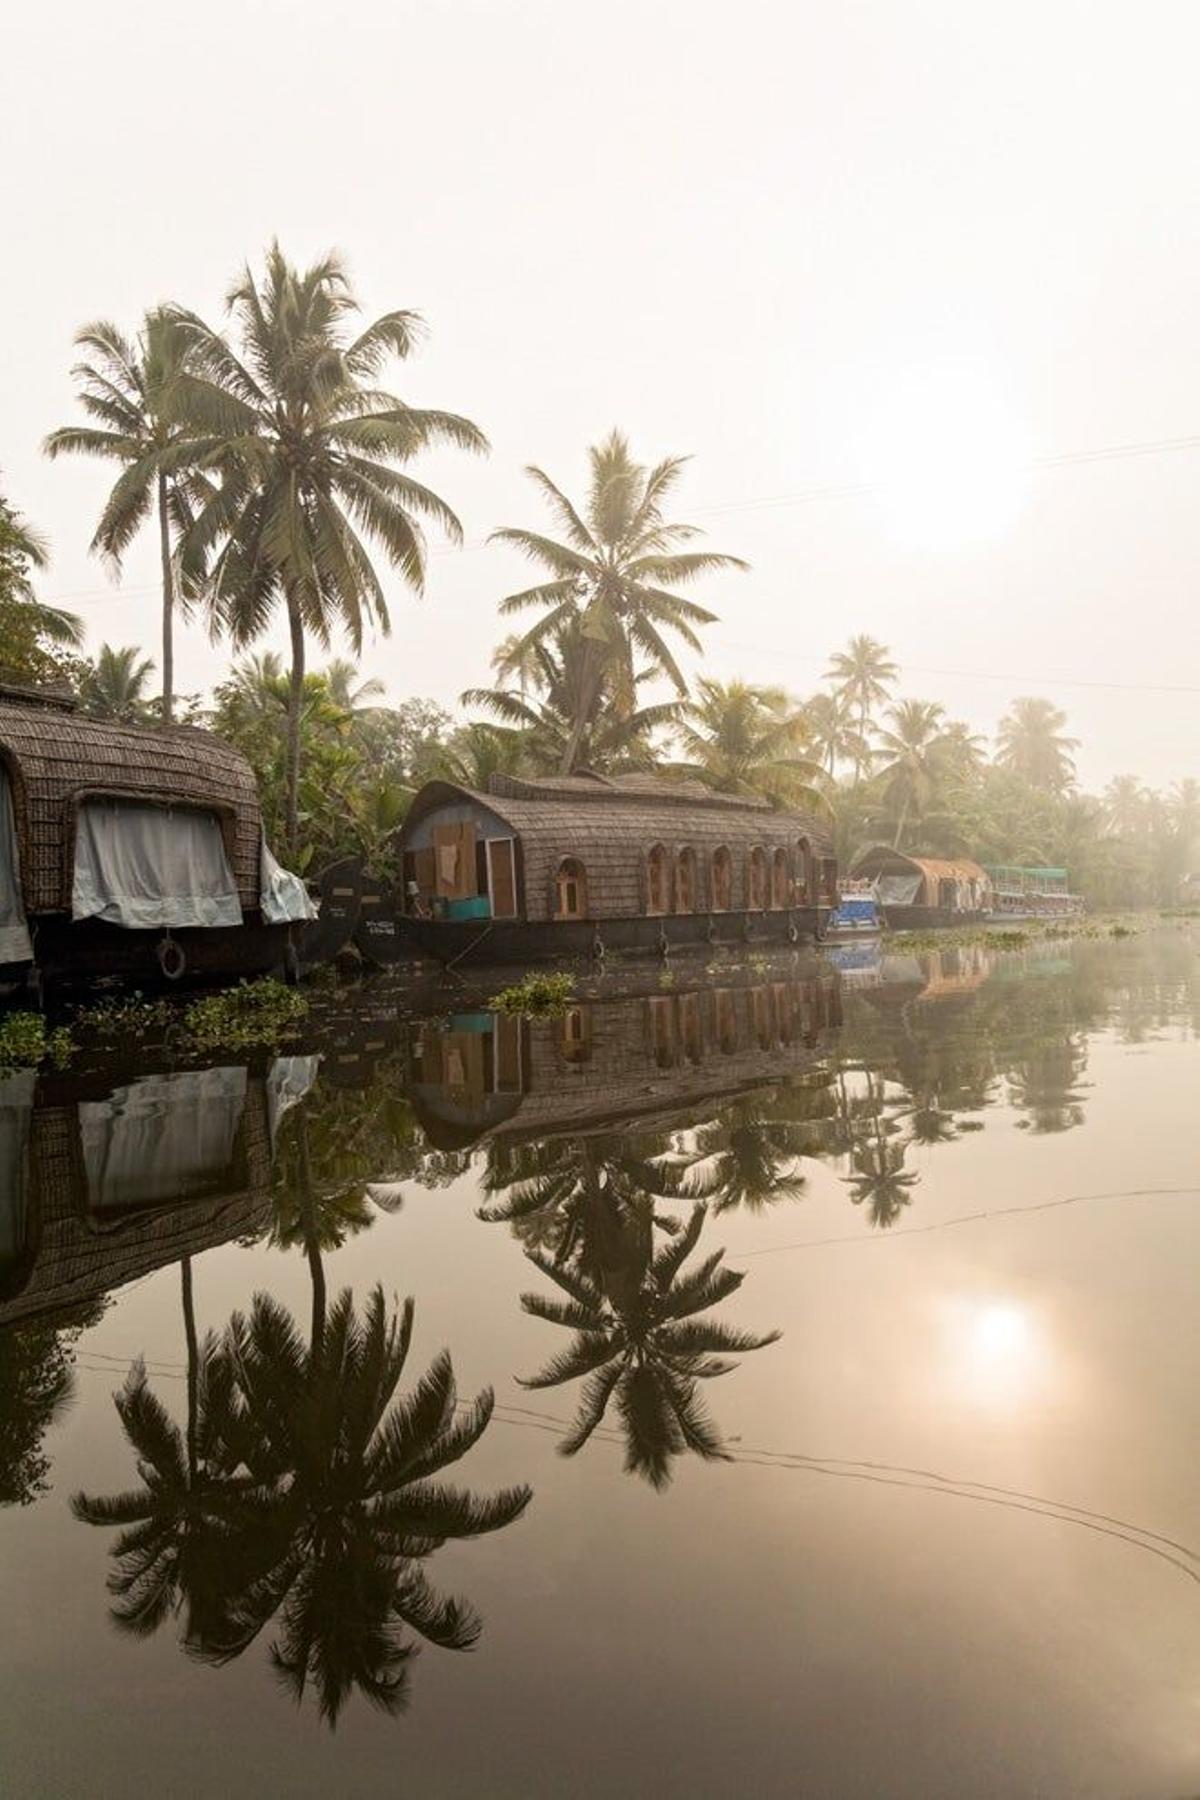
[1,928,1197,1798]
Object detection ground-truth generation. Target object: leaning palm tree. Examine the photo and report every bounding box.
[873,699,950,848]
[492,432,747,774]
[45,311,203,723]
[825,635,897,780]
[79,643,155,722]
[172,245,486,850]
[995,697,1078,794]
[519,1202,779,1489]
[672,678,828,809]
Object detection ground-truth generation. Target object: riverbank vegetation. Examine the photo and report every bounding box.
[3,245,1196,908]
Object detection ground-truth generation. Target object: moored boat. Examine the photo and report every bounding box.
[847,846,994,930]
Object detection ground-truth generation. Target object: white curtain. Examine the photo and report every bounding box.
[0,1071,35,1273]
[72,800,242,930]
[260,835,318,924]
[80,1066,248,1209]
[0,766,32,962]
[876,873,923,906]
[265,1053,321,1147]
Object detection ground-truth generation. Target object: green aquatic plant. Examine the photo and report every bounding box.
[182,978,308,1051]
[490,971,576,1016]
[0,1011,74,1070]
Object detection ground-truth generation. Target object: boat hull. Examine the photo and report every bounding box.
[388,906,833,968]
[879,905,993,931]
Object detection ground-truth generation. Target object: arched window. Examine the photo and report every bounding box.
[771,847,790,910]
[646,844,669,916]
[675,846,697,913]
[680,992,703,1063]
[555,857,587,919]
[752,986,775,1049]
[649,996,676,1068]
[819,857,838,903]
[795,838,813,904]
[748,846,768,910]
[711,846,733,911]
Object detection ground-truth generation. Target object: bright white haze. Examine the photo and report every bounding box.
[3,0,1198,790]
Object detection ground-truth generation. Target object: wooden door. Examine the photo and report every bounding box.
[487,837,518,917]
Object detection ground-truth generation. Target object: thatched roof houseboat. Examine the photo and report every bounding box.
[848,846,994,929]
[387,772,838,965]
[0,685,349,986]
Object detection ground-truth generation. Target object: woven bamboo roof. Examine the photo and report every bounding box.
[0,690,263,912]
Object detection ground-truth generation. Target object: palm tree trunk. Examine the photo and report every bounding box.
[285,593,306,855]
[893,791,910,849]
[157,474,175,725]
[296,1119,326,1354]
[180,1255,199,1483]
[558,648,602,775]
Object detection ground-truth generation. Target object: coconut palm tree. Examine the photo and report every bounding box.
[172,244,486,851]
[465,615,682,775]
[844,1135,918,1227]
[0,491,84,682]
[873,699,950,847]
[492,432,746,774]
[825,635,897,780]
[996,697,1078,793]
[44,311,206,723]
[1103,774,1147,837]
[671,679,829,809]
[323,657,385,714]
[804,690,865,780]
[674,1095,815,1212]
[436,721,527,789]
[519,1201,779,1489]
[79,643,156,722]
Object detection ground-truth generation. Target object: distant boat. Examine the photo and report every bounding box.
[848,847,994,930]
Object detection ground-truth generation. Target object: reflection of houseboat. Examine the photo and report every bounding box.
[848,846,994,930]
[406,970,843,1150]
[983,864,1084,919]
[0,1058,303,1326]
[0,686,355,988]
[384,773,837,966]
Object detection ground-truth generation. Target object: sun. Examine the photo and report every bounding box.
[857,362,1032,551]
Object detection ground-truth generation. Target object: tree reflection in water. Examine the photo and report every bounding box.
[500,1137,780,1487]
[74,1112,531,1728]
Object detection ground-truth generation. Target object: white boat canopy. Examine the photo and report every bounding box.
[0,765,33,962]
[71,799,243,931]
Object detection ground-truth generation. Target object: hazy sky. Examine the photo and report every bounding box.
[4,0,1199,790]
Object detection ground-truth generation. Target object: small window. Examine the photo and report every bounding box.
[771,847,790,910]
[561,1005,592,1064]
[647,844,669,916]
[711,846,733,911]
[819,857,839,902]
[748,846,768,910]
[675,846,697,913]
[555,857,587,919]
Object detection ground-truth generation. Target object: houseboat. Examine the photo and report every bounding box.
[983,864,1084,919]
[848,846,994,930]
[380,772,838,966]
[0,685,355,989]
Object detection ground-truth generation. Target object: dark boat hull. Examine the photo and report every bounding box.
[390,906,833,968]
[880,905,993,931]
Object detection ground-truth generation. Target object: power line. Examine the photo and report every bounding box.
[32,426,1200,608]
[719,640,1200,699]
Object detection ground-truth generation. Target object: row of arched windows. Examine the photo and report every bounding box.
[552,842,835,920]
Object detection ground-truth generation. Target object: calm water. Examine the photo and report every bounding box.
[1,929,1198,1798]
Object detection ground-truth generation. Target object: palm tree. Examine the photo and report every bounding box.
[519,1201,779,1488]
[675,1094,815,1211]
[492,431,747,774]
[825,635,897,780]
[172,244,486,851]
[437,721,527,789]
[803,690,865,780]
[873,699,950,847]
[671,679,829,808]
[324,657,385,714]
[465,615,681,775]
[79,643,155,722]
[996,697,1078,793]
[845,1136,918,1227]
[45,311,205,723]
[1103,774,1147,837]
[0,491,84,680]
[205,1286,531,1724]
